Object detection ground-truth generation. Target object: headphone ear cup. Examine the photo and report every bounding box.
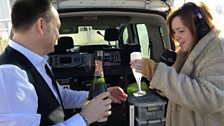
[193,7,211,39]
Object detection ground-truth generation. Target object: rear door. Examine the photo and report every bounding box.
[50,0,174,126]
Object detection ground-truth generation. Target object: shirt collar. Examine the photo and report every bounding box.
[8,39,49,69]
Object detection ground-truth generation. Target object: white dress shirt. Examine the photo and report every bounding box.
[0,40,88,126]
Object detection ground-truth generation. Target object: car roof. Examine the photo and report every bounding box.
[53,0,174,12]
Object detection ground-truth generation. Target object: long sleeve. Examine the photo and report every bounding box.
[0,40,89,126]
[151,56,224,113]
[54,114,87,126]
[59,85,88,109]
[0,64,88,126]
[150,31,224,113]
[0,65,41,126]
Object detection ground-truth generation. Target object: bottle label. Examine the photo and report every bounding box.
[88,50,106,100]
[92,76,106,97]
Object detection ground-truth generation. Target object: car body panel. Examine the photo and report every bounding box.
[54,0,174,11]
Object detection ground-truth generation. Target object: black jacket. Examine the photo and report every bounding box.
[0,46,65,126]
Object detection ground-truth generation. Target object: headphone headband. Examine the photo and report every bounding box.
[182,2,211,39]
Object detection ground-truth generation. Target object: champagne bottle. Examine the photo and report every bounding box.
[88,50,107,122]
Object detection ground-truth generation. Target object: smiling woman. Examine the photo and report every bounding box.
[172,0,224,50]
[130,1,224,126]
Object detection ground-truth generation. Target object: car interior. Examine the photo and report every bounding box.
[48,6,174,126]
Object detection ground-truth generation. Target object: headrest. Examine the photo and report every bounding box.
[57,36,74,51]
[104,28,120,41]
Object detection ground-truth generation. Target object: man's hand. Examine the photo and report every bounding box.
[107,86,128,104]
[80,92,112,124]
[130,58,157,80]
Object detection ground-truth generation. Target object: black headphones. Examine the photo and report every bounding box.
[182,2,211,39]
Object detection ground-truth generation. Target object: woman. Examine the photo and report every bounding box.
[130,2,224,126]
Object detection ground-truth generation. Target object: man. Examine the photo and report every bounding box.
[0,0,127,126]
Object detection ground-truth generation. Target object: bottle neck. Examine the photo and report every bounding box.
[94,60,104,77]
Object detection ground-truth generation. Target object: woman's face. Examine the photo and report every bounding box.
[171,16,195,53]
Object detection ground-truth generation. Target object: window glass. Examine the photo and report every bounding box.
[136,24,150,58]
[122,27,129,44]
[60,26,118,47]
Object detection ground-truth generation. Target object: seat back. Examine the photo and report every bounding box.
[54,36,74,53]
[104,28,120,41]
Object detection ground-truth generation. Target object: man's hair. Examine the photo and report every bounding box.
[11,0,52,32]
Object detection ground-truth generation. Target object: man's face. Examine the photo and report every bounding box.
[42,6,61,55]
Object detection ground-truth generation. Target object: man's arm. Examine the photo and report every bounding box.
[0,65,41,126]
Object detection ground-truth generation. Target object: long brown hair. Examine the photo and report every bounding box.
[167,2,215,43]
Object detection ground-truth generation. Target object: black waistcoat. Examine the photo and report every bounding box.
[0,46,65,126]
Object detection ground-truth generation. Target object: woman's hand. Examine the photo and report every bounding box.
[130,58,157,81]
[107,86,128,104]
